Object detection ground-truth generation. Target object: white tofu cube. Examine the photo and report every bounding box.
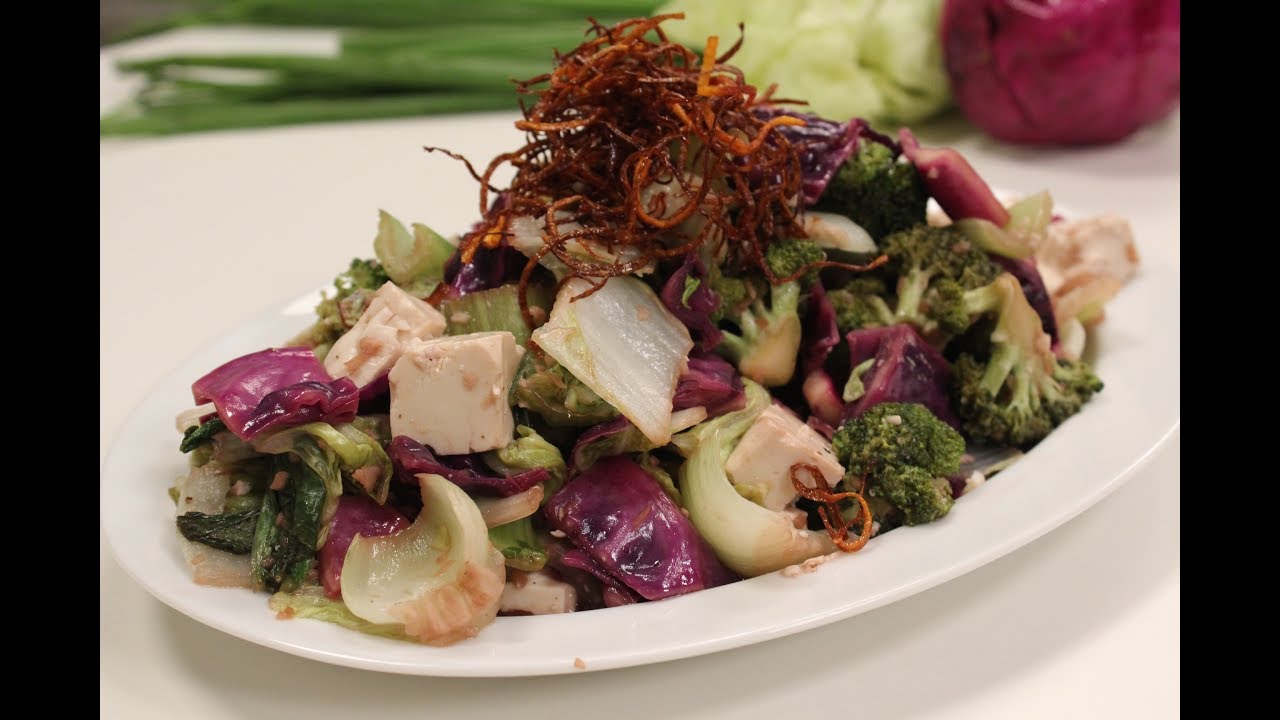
[324,282,446,388]
[725,405,845,511]
[388,331,521,455]
[498,570,578,615]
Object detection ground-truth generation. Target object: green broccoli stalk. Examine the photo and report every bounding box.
[831,402,965,526]
[827,276,895,333]
[952,273,1104,448]
[716,238,823,387]
[882,224,1000,335]
[813,140,928,240]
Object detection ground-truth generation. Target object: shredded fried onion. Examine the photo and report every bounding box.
[790,463,873,553]
[426,14,876,326]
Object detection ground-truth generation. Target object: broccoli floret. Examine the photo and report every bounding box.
[293,258,391,354]
[715,239,824,387]
[951,273,1104,448]
[765,237,824,283]
[828,276,895,333]
[924,278,970,335]
[831,402,964,526]
[708,271,757,324]
[814,140,928,240]
[338,257,391,294]
[882,224,1000,335]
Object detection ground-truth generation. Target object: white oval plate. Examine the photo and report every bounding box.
[101,242,1179,678]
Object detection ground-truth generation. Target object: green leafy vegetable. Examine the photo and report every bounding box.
[637,452,682,506]
[253,421,393,504]
[249,437,339,593]
[372,209,455,289]
[483,425,567,500]
[681,276,702,308]
[175,508,260,554]
[269,586,408,640]
[512,354,620,428]
[676,380,836,576]
[341,473,506,645]
[179,417,225,453]
[441,283,552,346]
[488,517,547,572]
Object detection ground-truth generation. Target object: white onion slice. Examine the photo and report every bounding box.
[803,211,877,253]
[474,484,544,528]
[341,473,506,646]
[175,402,217,432]
[531,276,694,445]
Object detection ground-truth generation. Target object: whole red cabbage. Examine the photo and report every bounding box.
[942,0,1180,145]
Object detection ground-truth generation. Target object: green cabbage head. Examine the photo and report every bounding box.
[657,0,951,124]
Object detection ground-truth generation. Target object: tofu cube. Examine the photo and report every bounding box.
[724,404,845,511]
[389,331,521,455]
[498,570,578,615]
[324,282,446,388]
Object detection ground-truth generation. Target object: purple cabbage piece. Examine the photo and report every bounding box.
[357,373,389,403]
[555,547,642,608]
[674,353,745,418]
[191,347,357,440]
[541,539,636,610]
[800,284,846,426]
[240,378,359,439]
[842,324,963,430]
[802,283,841,376]
[544,455,739,601]
[355,373,391,414]
[659,254,722,351]
[317,495,410,599]
[806,415,836,441]
[442,241,529,297]
[898,128,1010,226]
[387,435,549,497]
[995,256,1059,343]
[568,415,645,473]
[753,107,861,206]
[444,194,527,297]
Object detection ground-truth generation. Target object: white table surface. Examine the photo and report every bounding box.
[101,29,1179,720]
